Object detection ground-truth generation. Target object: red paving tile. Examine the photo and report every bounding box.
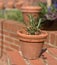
[7,50,45,65]
[0,54,8,65]
[43,50,57,65]
[7,51,27,65]
[29,58,45,65]
[48,48,57,57]
[5,48,57,65]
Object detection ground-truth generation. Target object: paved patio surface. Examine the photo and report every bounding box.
[0,47,57,65]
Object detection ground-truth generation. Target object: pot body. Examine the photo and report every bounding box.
[20,41,44,59]
[6,0,14,8]
[21,6,41,25]
[15,1,24,9]
[17,31,48,60]
[0,1,4,9]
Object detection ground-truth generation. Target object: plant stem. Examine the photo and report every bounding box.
[37,18,42,29]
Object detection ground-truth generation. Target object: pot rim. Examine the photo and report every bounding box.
[17,30,48,39]
[17,30,48,42]
[21,6,42,12]
[21,6,41,9]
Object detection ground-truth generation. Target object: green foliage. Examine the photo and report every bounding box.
[38,2,48,16]
[27,14,42,35]
[38,2,57,20]
[0,9,23,22]
[0,2,56,35]
[38,2,56,14]
[5,9,23,22]
[0,10,4,18]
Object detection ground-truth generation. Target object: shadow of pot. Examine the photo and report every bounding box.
[41,20,54,30]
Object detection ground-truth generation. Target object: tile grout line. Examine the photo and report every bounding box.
[19,51,32,65]
[3,34,19,42]
[45,43,57,48]
[47,49,57,58]
[1,44,18,51]
[46,50,57,60]
[3,39,19,47]
[41,57,49,65]
[24,59,32,65]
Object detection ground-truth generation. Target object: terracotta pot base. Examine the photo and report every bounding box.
[20,41,44,60]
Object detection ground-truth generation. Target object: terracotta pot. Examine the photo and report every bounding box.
[0,2,4,9]
[21,6,41,25]
[17,30,48,60]
[15,1,24,9]
[6,0,14,8]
